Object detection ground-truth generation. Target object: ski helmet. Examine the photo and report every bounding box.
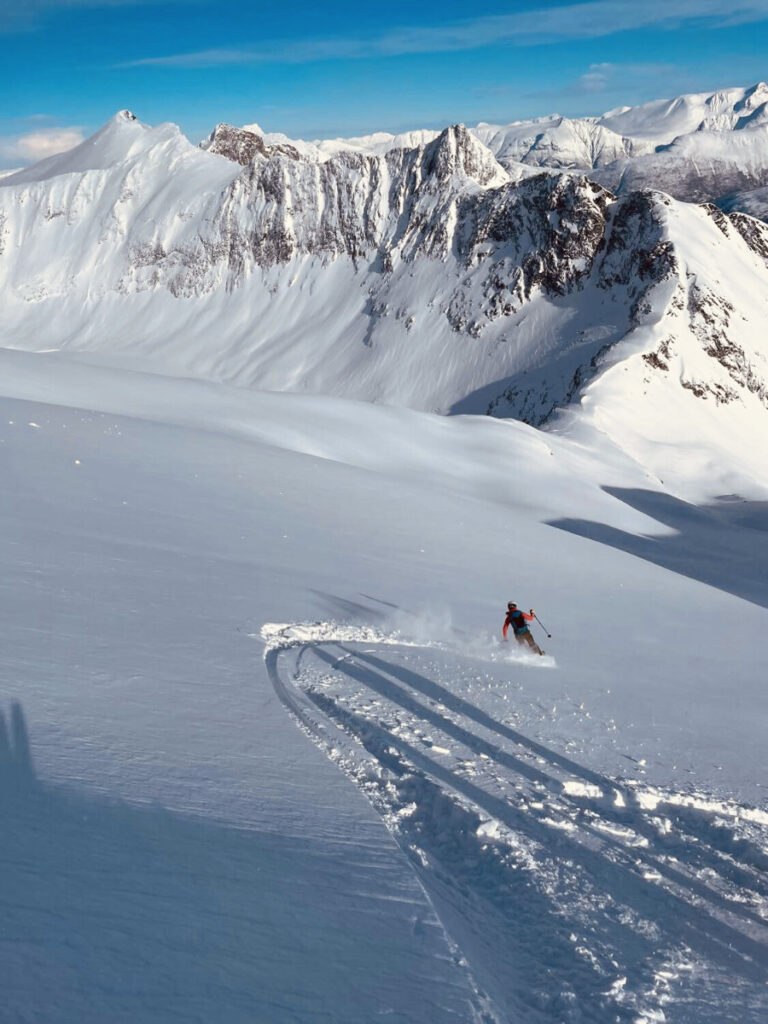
[508,601,517,609]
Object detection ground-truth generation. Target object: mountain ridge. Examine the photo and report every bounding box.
[2,97,768,495]
[234,82,768,212]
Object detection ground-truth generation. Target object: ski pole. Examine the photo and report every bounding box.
[533,613,552,638]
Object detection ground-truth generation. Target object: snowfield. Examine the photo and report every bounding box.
[1,349,766,1021]
[2,81,768,1022]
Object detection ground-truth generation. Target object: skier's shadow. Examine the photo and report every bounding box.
[0,701,36,789]
[308,645,768,991]
[0,701,459,1023]
[549,487,768,608]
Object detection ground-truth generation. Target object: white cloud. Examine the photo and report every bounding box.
[119,0,768,68]
[577,68,612,94]
[518,60,685,105]
[0,127,84,166]
[1,0,189,32]
[573,62,679,94]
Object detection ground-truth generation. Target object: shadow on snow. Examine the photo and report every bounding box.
[302,645,768,1024]
[0,701,470,1024]
[548,487,768,609]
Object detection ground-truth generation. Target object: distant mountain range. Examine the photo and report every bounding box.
[1,84,767,490]
[232,82,768,213]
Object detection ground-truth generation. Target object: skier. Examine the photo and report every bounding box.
[503,602,544,655]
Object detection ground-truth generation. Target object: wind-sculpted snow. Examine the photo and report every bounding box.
[266,624,768,1023]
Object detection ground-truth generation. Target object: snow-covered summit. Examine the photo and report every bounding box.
[416,123,508,189]
[472,115,639,171]
[2,110,156,185]
[3,94,768,494]
[241,123,446,162]
[600,81,768,143]
[230,82,768,205]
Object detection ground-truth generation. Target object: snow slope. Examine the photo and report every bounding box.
[2,82,768,1023]
[1,349,766,1021]
[3,113,768,499]
[600,82,768,144]
[594,123,768,202]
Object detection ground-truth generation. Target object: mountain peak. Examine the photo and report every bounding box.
[1,112,191,187]
[422,124,506,187]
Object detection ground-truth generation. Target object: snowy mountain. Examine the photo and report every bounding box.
[593,122,768,203]
[242,82,768,203]
[600,81,768,141]
[473,116,639,171]
[246,115,638,173]
[480,83,768,210]
[477,83,768,207]
[2,91,768,1024]
[2,109,768,495]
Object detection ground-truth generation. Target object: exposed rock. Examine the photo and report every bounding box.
[729,211,768,262]
[2,113,768,437]
[203,124,300,166]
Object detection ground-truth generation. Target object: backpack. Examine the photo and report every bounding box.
[510,609,527,633]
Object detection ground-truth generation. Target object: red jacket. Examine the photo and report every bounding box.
[503,608,534,640]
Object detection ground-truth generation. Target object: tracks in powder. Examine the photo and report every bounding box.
[263,622,768,1024]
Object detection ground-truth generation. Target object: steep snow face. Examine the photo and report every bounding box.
[564,201,768,495]
[594,124,768,204]
[0,113,242,302]
[2,114,768,494]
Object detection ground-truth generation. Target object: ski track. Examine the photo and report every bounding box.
[262,622,768,1024]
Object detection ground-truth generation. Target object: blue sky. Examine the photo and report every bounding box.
[2,0,768,166]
